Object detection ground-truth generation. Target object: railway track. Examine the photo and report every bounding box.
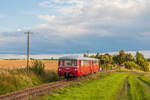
[0,76,94,100]
[0,80,68,100]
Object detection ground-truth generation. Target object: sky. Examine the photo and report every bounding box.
[0,0,150,55]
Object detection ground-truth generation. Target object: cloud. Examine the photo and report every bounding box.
[1,0,150,54]
[139,32,150,39]
[38,15,56,22]
[0,31,27,47]
[39,0,88,16]
[37,0,150,39]
[17,28,22,32]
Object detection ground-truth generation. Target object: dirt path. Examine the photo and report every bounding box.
[116,77,130,100]
[137,77,150,94]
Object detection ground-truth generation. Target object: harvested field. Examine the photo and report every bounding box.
[0,60,58,70]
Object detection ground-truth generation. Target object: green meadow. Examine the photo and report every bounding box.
[39,72,150,100]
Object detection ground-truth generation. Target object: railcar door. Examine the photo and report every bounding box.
[90,60,93,73]
[79,60,84,75]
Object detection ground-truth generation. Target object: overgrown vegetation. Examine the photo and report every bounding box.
[30,60,45,75]
[0,60,59,95]
[128,73,150,100]
[84,50,149,71]
[139,73,150,86]
[39,72,128,100]
[0,69,41,95]
[124,61,140,70]
[38,72,150,100]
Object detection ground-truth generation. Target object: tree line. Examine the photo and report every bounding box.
[84,50,149,72]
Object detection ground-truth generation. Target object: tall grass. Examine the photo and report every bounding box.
[0,69,41,95]
[0,60,59,95]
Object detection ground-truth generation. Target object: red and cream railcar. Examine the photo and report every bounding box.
[58,56,100,78]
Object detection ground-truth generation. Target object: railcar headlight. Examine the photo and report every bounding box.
[59,69,61,71]
[74,69,78,71]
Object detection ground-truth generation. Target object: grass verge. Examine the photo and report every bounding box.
[139,73,150,86]
[39,72,128,100]
[0,69,59,95]
[128,73,150,100]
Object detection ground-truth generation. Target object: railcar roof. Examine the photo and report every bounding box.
[59,56,99,61]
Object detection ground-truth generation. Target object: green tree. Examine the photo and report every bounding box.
[125,53,135,62]
[101,54,113,71]
[136,52,149,71]
[118,50,126,65]
[113,54,119,65]
[147,58,150,62]
[124,61,140,69]
[90,55,96,58]
[83,50,90,57]
[95,52,101,59]
[83,54,89,57]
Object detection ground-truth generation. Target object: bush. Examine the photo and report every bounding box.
[124,61,140,70]
[42,70,59,82]
[30,60,45,75]
[29,60,59,82]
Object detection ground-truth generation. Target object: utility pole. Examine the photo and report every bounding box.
[25,31,31,72]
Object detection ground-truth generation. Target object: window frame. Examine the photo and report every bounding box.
[59,59,77,67]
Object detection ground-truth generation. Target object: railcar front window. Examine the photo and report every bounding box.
[59,60,64,66]
[62,60,77,67]
[64,60,72,67]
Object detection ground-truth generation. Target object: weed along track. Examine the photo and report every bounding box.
[0,72,101,100]
[0,80,68,100]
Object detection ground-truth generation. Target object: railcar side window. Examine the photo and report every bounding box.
[82,60,90,66]
[93,60,99,66]
[80,61,84,66]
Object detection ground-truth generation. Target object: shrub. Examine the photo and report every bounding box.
[42,70,59,82]
[30,60,45,75]
[29,60,59,82]
[124,61,140,70]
